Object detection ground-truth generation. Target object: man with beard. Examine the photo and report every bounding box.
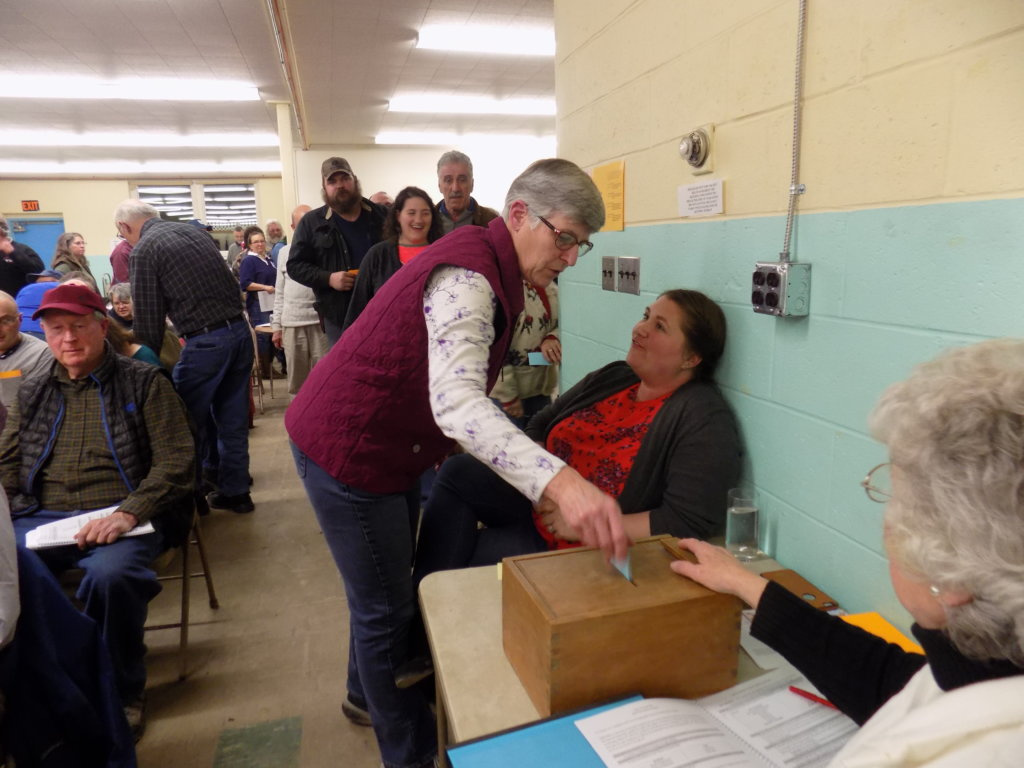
[287,157,387,346]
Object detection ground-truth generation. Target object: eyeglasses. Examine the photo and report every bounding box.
[536,215,593,257]
[861,462,892,503]
[0,314,20,327]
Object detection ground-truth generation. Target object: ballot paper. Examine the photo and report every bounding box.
[258,290,275,312]
[575,666,856,768]
[24,505,155,549]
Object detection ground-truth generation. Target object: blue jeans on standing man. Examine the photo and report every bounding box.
[291,444,435,768]
[173,320,253,497]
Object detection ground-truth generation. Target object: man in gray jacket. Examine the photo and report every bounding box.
[271,204,326,396]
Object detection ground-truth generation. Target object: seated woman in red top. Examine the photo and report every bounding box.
[412,289,742,581]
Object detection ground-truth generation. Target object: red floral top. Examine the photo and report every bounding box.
[534,382,671,549]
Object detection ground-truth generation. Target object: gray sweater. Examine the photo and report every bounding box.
[526,361,742,539]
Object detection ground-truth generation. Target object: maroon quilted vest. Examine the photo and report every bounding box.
[285,217,525,493]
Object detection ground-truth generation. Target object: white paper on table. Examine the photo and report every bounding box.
[740,608,787,670]
[25,505,155,549]
[575,666,856,768]
[257,290,275,312]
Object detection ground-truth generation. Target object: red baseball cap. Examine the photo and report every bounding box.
[33,283,108,320]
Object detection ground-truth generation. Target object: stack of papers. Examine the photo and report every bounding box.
[24,505,154,549]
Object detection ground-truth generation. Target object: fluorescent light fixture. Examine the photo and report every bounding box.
[205,196,257,202]
[0,75,259,101]
[138,186,191,194]
[388,94,554,116]
[204,185,253,193]
[0,130,278,148]
[416,23,554,57]
[375,131,556,149]
[0,159,282,175]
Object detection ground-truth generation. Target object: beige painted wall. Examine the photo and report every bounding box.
[0,175,286,254]
[292,140,557,215]
[555,0,1024,224]
[0,178,131,262]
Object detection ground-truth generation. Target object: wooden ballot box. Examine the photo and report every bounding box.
[502,535,742,717]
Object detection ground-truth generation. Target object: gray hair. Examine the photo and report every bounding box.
[0,214,8,238]
[437,150,473,176]
[869,338,1024,665]
[110,282,132,302]
[113,199,159,224]
[58,270,99,293]
[502,158,605,234]
[265,218,283,230]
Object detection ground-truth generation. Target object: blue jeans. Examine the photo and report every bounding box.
[412,454,546,589]
[292,444,434,768]
[13,511,166,704]
[173,321,253,496]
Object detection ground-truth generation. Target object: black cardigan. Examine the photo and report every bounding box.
[527,361,741,539]
[752,581,1023,725]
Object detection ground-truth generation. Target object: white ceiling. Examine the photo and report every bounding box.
[0,0,555,173]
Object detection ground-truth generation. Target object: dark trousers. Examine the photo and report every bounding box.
[13,512,165,704]
[411,453,546,590]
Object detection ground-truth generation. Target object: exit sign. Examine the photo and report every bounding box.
[21,200,40,212]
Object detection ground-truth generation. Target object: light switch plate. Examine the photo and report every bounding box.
[617,256,640,295]
[601,256,616,292]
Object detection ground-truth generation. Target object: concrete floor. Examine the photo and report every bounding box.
[136,390,383,768]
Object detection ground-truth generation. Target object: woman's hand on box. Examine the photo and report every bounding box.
[670,538,768,609]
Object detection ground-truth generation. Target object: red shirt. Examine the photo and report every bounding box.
[535,382,670,549]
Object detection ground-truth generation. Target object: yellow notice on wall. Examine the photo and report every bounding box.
[592,160,624,232]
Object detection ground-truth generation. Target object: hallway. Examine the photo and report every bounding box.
[136,393,382,768]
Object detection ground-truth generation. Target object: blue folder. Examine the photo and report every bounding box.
[447,695,642,768]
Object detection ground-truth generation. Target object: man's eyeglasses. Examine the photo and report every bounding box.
[861,462,891,503]
[536,215,593,257]
[0,315,19,328]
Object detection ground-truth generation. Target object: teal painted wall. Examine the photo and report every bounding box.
[559,197,1024,626]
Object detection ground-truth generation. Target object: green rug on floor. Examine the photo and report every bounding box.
[214,716,303,768]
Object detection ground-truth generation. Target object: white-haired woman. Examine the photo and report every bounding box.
[672,338,1024,765]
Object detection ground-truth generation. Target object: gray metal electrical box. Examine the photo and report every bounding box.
[751,262,811,317]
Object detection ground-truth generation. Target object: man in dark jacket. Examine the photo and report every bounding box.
[0,215,45,297]
[286,157,387,345]
[0,283,195,740]
[436,150,500,234]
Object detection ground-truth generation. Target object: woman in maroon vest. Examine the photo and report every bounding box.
[286,159,625,768]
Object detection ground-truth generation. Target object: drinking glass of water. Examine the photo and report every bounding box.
[726,487,761,561]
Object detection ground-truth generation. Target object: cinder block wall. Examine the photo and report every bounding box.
[554,0,1024,624]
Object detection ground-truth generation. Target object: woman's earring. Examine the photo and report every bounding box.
[929,585,941,597]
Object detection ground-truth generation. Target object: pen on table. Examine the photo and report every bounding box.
[788,685,837,709]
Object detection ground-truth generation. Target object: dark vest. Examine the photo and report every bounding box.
[12,347,191,545]
[286,217,525,493]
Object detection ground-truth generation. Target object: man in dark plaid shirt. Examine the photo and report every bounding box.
[117,200,255,514]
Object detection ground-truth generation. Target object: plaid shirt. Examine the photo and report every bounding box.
[0,350,195,524]
[130,218,244,350]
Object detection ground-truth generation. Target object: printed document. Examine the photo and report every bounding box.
[575,667,856,768]
[24,505,155,549]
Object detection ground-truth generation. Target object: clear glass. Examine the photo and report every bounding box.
[726,487,761,561]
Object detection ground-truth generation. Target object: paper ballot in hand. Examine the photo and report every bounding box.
[24,505,155,549]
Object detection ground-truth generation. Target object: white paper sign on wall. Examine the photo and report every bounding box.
[678,179,723,218]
